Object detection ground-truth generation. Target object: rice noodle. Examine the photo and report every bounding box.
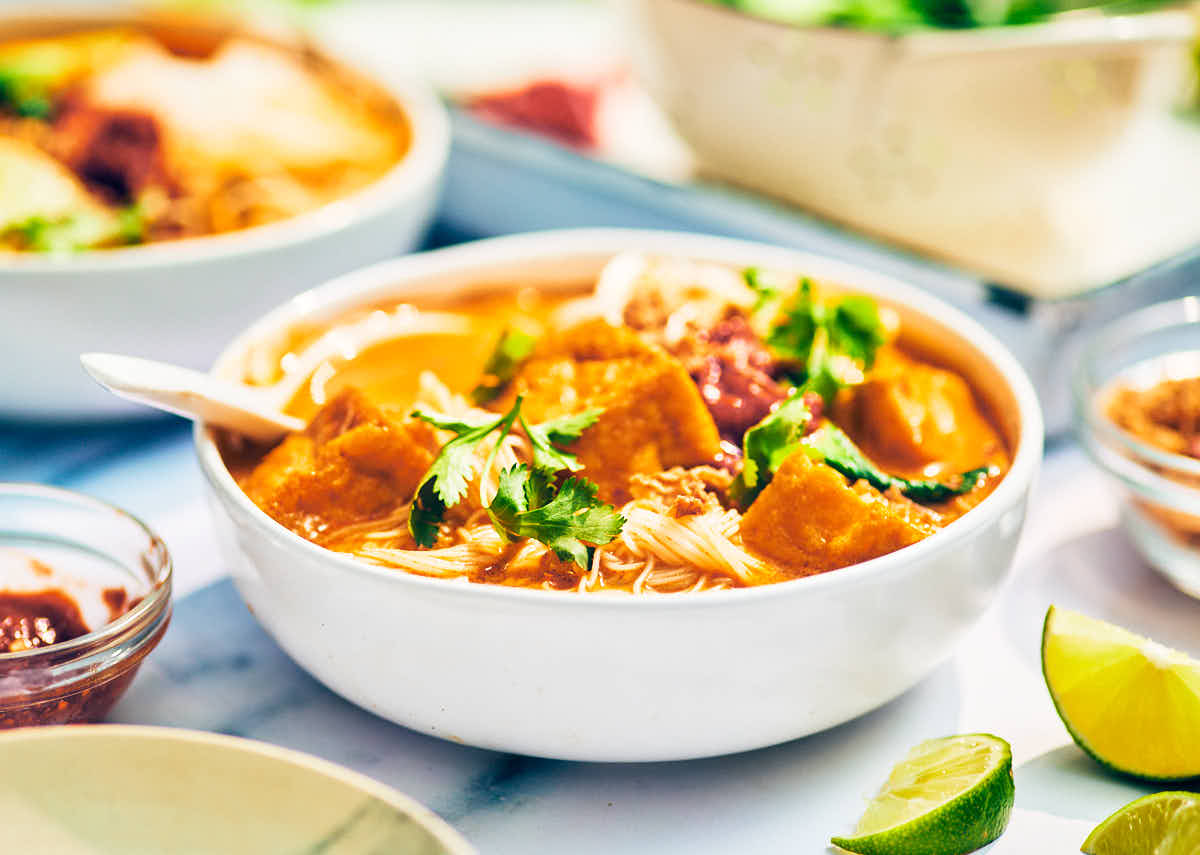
[352,499,766,594]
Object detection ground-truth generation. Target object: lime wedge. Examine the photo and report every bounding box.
[1042,606,1200,781]
[1159,803,1200,855]
[831,734,1014,855]
[1082,792,1200,855]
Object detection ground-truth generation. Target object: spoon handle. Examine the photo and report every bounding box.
[81,353,305,443]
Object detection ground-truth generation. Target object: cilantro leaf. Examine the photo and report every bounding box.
[536,409,603,444]
[488,466,625,568]
[0,67,53,119]
[744,267,784,327]
[114,205,144,245]
[486,463,535,530]
[520,408,602,474]
[408,414,508,547]
[410,410,496,434]
[730,389,814,507]
[409,481,452,549]
[828,296,885,370]
[470,328,537,405]
[802,422,989,503]
[5,208,140,253]
[765,278,818,362]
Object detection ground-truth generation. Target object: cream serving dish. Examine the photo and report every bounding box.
[622,0,1198,298]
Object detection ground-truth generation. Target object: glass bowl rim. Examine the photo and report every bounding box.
[0,482,172,665]
[1073,296,1200,515]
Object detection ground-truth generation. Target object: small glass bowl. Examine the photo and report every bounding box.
[0,484,171,727]
[1074,297,1200,598]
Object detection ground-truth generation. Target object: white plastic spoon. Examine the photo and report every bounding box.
[81,307,476,443]
[81,353,305,443]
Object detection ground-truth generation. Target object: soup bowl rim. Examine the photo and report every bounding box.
[194,227,1044,609]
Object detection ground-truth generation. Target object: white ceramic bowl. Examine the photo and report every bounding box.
[0,724,474,853]
[621,0,1196,297]
[195,229,1043,762]
[0,9,449,421]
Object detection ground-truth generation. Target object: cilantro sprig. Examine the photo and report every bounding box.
[802,423,990,503]
[745,269,885,405]
[735,269,982,507]
[408,398,622,567]
[730,397,987,507]
[470,328,537,405]
[409,402,524,547]
[488,465,624,568]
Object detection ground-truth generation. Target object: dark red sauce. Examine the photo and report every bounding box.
[0,589,90,653]
[101,586,128,621]
[468,79,602,149]
[0,581,153,730]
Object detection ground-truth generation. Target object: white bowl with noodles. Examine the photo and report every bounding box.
[194,229,1043,762]
[0,724,474,853]
[0,8,449,421]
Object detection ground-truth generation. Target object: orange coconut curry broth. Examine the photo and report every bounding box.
[225,261,1010,593]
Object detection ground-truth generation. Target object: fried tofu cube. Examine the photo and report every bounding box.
[241,389,437,542]
[739,451,936,576]
[836,349,1004,477]
[511,320,722,503]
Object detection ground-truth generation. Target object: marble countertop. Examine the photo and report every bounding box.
[2,412,1196,853]
[2,7,1195,849]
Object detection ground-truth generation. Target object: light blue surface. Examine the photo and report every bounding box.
[0,417,195,521]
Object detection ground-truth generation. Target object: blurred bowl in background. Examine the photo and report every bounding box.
[1075,297,1200,598]
[621,0,1196,296]
[0,8,449,421]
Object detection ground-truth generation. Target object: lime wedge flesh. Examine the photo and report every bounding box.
[1042,606,1200,781]
[832,734,1014,855]
[1159,803,1200,855]
[1082,792,1200,855]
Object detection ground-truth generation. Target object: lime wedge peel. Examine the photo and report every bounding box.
[1042,606,1200,782]
[831,734,1014,855]
[1082,791,1200,855]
